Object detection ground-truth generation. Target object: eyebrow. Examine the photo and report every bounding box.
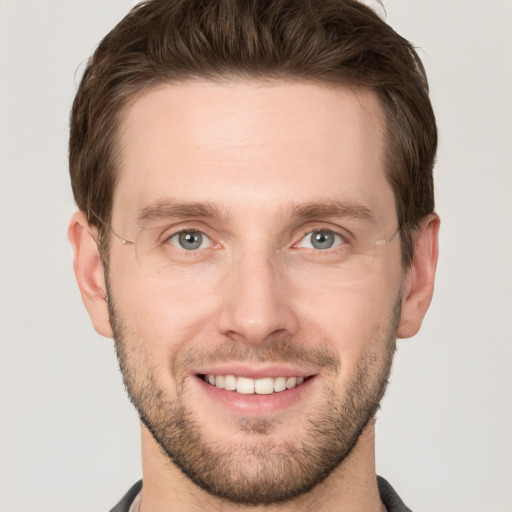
[135,197,377,228]
[288,200,377,226]
[136,198,222,228]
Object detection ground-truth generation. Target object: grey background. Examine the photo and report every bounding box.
[0,1,511,510]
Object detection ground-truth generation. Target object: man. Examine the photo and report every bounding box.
[68,0,439,510]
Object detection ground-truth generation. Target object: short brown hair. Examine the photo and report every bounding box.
[69,0,437,265]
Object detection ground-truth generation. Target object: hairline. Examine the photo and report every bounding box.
[99,74,420,268]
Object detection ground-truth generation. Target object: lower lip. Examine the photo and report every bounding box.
[194,376,316,415]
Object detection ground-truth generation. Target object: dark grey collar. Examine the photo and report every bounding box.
[110,477,412,511]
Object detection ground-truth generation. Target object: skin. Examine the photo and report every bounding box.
[69,80,439,511]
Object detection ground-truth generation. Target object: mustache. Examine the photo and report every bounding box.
[171,339,340,376]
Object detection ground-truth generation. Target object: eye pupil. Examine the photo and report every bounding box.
[178,231,203,250]
[311,231,335,249]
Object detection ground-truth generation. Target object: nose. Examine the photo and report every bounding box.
[217,247,299,346]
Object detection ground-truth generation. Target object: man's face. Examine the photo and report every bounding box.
[107,80,404,504]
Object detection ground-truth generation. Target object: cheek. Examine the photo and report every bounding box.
[107,244,402,365]
[108,258,220,345]
[291,274,400,361]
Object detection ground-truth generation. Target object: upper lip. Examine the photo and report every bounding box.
[192,363,318,380]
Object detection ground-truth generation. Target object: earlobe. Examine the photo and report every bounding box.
[68,211,114,338]
[397,213,440,339]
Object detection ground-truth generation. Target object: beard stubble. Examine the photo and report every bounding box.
[109,290,400,505]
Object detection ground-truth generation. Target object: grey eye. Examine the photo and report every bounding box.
[300,230,343,250]
[169,230,210,250]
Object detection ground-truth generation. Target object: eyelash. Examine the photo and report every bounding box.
[160,226,350,254]
[293,229,346,251]
[163,229,217,252]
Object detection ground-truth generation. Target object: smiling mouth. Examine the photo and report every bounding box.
[200,374,310,395]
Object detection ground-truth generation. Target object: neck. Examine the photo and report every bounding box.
[138,420,384,512]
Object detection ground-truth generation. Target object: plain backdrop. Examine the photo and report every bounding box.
[0,1,511,511]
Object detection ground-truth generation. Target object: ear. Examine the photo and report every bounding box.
[397,213,440,339]
[68,211,114,338]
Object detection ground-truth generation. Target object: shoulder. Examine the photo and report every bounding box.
[377,476,413,512]
[109,480,143,512]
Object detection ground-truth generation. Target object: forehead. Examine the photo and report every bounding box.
[113,79,395,228]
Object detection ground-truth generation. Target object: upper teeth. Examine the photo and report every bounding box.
[204,375,305,394]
